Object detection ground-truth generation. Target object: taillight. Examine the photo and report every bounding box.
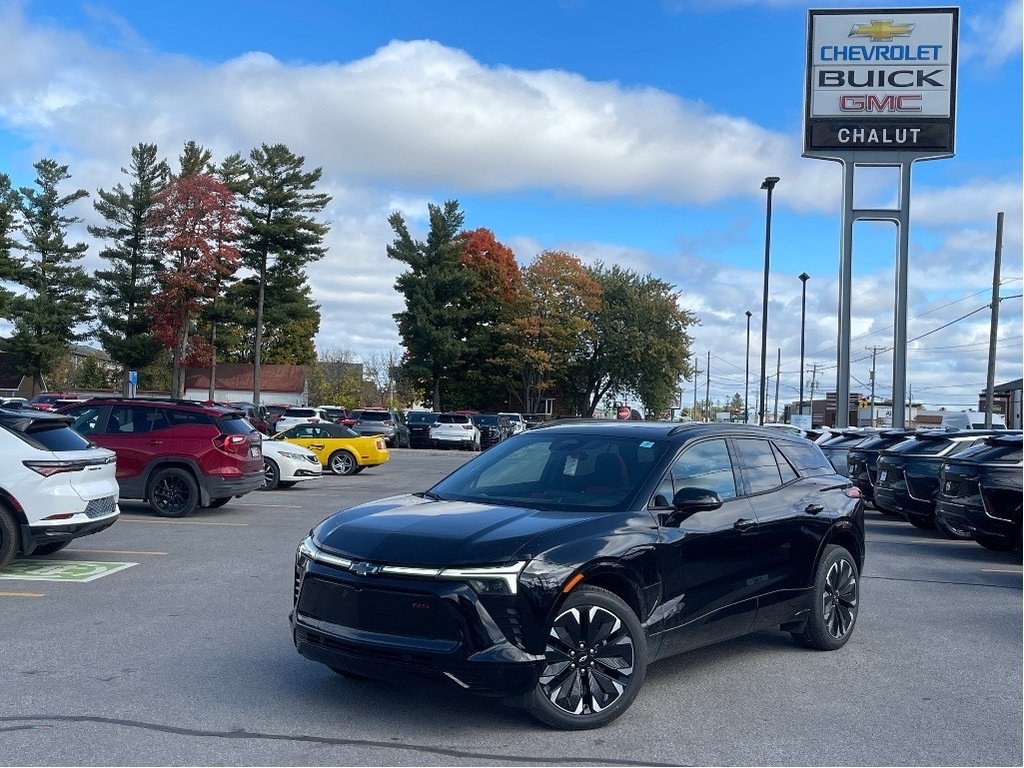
[23,460,92,476]
[214,434,249,454]
[376,438,385,450]
[461,424,474,430]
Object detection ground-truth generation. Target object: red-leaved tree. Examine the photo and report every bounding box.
[148,173,240,397]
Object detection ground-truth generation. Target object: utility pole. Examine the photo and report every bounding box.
[692,354,702,421]
[808,363,819,425]
[867,346,881,424]
[704,351,711,422]
[985,212,1004,428]
[773,348,781,423]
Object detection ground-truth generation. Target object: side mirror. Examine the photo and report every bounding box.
[661,487,723,526]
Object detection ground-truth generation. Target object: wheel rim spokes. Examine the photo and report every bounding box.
[539,605,634,716]
[155,478,185,511]
[823,559,858,638]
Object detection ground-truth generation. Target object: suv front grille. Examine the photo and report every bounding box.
[85,496,117,519]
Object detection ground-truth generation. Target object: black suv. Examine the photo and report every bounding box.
[471,413,513,448]
[59,398,264,517]
[935,433,1022,550]
[846,429,915,508]
[292,421,864,729]
[406,411,439,448]
[818,429,875,476]
[874,429,1004,531]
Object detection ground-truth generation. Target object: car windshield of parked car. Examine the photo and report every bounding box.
[472,414,499,427]
[437,414,471,425]
[428,432,668,511]
[954,438,1023,464]
[359,411,391,422]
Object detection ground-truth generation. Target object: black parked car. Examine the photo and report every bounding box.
[874,430,1004,530]
[471,413,513,448]
[818,429,875,476]
[935,433,1022,551]
[406,411,439,448]
[291,421,864,729]
[846,429,915,509]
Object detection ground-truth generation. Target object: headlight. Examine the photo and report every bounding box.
[436,562,527,595]
[279,451,308,460]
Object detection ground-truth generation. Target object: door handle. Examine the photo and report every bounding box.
[805,503,824,515]
[148,439,163,445]
[733,518,757,532]
[310,444,324,450]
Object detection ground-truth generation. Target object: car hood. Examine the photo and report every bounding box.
[313,494,607,566]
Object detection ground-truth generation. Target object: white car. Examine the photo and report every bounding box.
[274,407,332,433]
[259,439,323,490]
[0,407,120,568]
[498,412,526,435]
[429,413,481,451]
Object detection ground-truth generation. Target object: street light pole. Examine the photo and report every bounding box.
[758,176,780,426]
[744,310,752,424]
[798,272,810,419]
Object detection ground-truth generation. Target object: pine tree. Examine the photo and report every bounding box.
[237,143,330,401]
[89,143,170,391]
[5,159,93,392]
[0,174,19,318]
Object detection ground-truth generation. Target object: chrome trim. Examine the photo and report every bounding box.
[443,672,470,689]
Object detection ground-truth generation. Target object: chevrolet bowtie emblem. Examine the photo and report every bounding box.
[849,20,915,41]
[352,561,383,576]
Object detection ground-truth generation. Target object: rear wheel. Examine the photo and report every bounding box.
[328,451,357,476]
[31,540,71,556]
[527,585,648,730]
[148,468,199,518]
[0,508,19,568]
[796,545,859,651]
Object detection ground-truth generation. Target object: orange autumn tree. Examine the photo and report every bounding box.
[148,173,240,397]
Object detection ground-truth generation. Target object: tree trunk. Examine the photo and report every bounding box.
[253,259,265,403]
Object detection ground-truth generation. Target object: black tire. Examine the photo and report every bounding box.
[31,540,71,556]
[328,450,357,476]
[796,545,859,651]
[261,459,280,491]
[0,508,19,569]
[975,534,1018,552]
[148,468,200,518]
[207,497,231,509]
[278,481,297,489]
[527,585,648,730]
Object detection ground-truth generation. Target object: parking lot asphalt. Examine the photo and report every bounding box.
[1,448,1021,766]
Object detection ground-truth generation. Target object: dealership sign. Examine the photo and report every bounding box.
[804,7,958,157]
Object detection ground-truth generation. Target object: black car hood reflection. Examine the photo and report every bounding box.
[314,493,608,566]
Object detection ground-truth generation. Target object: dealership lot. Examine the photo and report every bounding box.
[1,449,1020,766]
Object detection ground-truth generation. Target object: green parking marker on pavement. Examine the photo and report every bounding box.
[0,560,136,583]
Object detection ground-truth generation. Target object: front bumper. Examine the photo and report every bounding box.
[291,557,543,696]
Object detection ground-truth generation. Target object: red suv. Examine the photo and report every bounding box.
[59,398,264,517]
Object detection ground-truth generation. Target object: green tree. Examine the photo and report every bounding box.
[5,159,93,393]
[307,347,365,408]
[89,143,170,392]
[237,143,331,401]
[388,201,476,411]
[0,174,20,317]
[564,264,696,416]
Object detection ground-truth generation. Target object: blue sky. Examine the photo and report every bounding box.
[0,0,1020,412]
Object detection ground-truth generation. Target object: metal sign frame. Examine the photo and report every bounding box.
[803,7,959,427]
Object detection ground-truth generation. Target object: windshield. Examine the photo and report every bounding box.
[429,432,669,511]
[473,414,499,427]
[408,412,438,424]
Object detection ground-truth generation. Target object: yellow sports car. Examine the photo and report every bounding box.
[275,422,390,475]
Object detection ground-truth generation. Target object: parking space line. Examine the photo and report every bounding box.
[65,549,167,556]
[0,591,45,597]
[910,538,976,545]
[232,503,304,509]
[982,568,1023,574]
[118,519,248,527]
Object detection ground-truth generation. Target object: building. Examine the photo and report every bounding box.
[183,364,309,406]
[978,378,1022,430]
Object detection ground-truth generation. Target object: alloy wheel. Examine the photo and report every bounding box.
[538,605,635,716]
[822,557,858,639]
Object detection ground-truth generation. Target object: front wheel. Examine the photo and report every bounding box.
[796,545,859,651]
[148,468,199,518]
[527,585,648,730]
[328,450,357,476]
[0,508,19,568]
[261,459,280,490]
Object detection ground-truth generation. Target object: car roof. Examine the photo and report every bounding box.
[530,419,814,444]
[71,396,241,415]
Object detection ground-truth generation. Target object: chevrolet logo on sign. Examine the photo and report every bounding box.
[849,20,915,41]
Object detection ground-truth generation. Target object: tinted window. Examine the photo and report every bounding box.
[15,422,94,452]
[960,440,1023,464]
[656,439,737,504]
[901,438,954,456]
[734,438,783,494]
[772,442,799,483]
[473,414,499,427]
[359,411,391,422]
[408,412,439,424]
[218,416,256,435]
[107,406,166,434]
[439,414,471,424]
[778,441,833,475]
[66,406,106,436]
[284,408,317,417]
[165,409,212,428]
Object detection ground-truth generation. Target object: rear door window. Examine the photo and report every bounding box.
[777,441,833,476]
[733,438,784,494]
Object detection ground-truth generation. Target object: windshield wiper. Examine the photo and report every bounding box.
[419,490,443,501]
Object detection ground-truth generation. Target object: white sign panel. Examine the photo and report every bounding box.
[804,7,958,156]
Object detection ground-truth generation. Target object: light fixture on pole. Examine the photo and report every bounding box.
[798,272,810,419]
[758,176,780,426]
[744,310,752,424]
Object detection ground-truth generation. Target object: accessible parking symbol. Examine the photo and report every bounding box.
[0,560,137,582]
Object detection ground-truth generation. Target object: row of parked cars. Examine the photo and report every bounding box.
[814,426,1022,552]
